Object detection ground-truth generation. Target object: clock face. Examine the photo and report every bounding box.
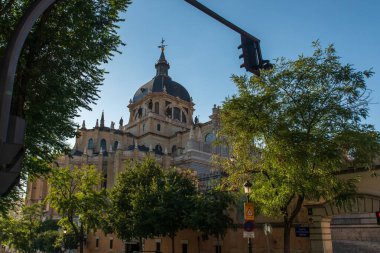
[205,133,215,144]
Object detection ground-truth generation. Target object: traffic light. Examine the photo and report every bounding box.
[238,35,273,76]
[376,211,380,225]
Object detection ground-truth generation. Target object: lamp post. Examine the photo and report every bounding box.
[62,228,67,253]
[243,180,253,253]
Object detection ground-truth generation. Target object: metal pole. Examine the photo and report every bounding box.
[0,0,60,196]
[0,0,58,143]
[184,0,260,42]
[247,194,253,253]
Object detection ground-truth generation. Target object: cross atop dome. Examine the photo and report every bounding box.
[158,38,167,52]
[155,38,170,76]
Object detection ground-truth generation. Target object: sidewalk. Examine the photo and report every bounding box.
[333,240,380,253]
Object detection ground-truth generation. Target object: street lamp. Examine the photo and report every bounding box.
[243,180,253,253]
[62,228,67,253]
[243,180,252,196]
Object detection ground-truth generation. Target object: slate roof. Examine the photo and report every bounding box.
[133,75,191,103]
[132,49,191,103]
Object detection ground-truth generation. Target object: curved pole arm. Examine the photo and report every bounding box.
[0,0,61,196]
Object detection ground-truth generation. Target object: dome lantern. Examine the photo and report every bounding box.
[132,40,191,104]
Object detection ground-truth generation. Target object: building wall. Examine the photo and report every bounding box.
[25,52,316,253]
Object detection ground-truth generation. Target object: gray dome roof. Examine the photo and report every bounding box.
[132,49,191,103]
[133,75,191,103]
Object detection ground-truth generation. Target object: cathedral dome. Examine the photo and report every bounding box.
[133,76,191,103]
[132,44,191,103]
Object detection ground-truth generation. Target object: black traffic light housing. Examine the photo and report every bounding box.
[376,211,380,225]
[238,35,273,76]
[184,0,272,77]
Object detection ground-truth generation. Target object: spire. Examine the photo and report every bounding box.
[155,38,170,76]
[95,119,99,128]
[100,111,105,127]
[81,120,86,129]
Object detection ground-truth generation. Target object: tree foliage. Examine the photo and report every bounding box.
[0,0,131,210]
[34,219,61,253]
[186,189,236,241]
[106,158,164,240]
[108,157,235,253]
[107,157,197,253]
[46,165,107,253]
[219,42,380,253]
[0,203,59,253]
[0,184,23,217]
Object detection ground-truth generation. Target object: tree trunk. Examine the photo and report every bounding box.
[79,223,84,253]
[216,235,221,253]
[170,234,175,253]
[283,195,304,253]
[283,218,291,253]
[197,236,200,253]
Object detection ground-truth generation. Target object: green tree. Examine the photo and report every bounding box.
[106,158,164,244]
[155,169,197,253]
[0,203,44,253]
[187,188,236,250]
[46,165,107,253]
[34,219,61,253]
[219,42,380,253]
[0,0,131,209]
[108,158,198,253]
[0,185,22,217]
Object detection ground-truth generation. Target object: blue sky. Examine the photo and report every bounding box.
[73,0,380,145]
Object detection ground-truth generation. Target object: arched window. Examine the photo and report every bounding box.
[154,102,160,114]
[157,124,161,131]
[135,107,143,119]
[166,107,172,118]
[173,107,181,120]
[113,141,119,151]
[100,139,107,151]
[172,145,177,154]
[205,133,215,144]
[103,174,107,189]
[182,112,187,123]
[88,138,94,149]
[155,144,163,154]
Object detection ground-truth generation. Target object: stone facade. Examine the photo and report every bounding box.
[26,47,380,253]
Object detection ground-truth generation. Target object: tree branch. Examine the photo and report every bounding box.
[0,0,15,16]
[288,194,304,224]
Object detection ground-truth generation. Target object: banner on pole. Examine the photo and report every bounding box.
[244,203,254,220]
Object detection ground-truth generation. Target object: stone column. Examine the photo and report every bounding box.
[310,216,333,253]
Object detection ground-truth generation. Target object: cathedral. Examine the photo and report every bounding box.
[28,44,374,253]
[27,45,252,253]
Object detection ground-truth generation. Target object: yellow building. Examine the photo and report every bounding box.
[27,46,380,253]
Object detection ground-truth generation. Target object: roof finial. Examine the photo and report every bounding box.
[100,111,105,128]
[158,38,167,52]
[156,38,170,76]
